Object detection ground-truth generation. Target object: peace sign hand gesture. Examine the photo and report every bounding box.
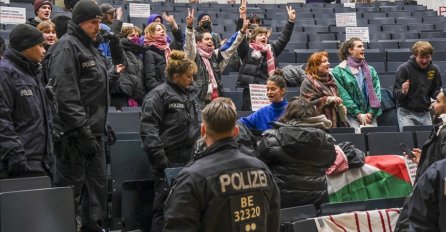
[186,8,195,28]
[286,5,296,22]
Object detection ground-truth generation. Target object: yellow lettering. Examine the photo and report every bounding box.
[247,195,254,207]
[241,197,248,208]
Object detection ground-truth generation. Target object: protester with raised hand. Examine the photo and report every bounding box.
[237,5,295,110]
[184,8,248,109]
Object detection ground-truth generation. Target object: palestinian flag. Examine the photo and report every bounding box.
[327,155,415,203]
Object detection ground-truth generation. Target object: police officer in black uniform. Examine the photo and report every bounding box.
[0,24,52,179]
[140,50,201,231]
[163,99,281,232]
[45,1,123,231]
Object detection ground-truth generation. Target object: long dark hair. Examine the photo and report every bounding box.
[278,97,317,123]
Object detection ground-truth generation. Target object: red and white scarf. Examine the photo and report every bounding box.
[249,42,275,76]
[197,44,218,100]
[144,35,171,62]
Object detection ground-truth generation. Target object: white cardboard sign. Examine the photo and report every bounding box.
[249,84,270,111]
[0,0,10,4]
[129,3,150,18]
[343,3,355,8]
[0,6,26,24]
[336,12,357,27]
[345,27,369,43]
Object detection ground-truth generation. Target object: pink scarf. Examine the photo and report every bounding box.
[197,44,218,100]
[347,56,381,108]
[144,35,171,62]
[249,43,275,76]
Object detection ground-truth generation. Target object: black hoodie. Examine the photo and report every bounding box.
[393,55,442,112]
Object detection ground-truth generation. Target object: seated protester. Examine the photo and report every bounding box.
[146,13,184,50]
[237,6,295,110]
[195,12,222,49]
[37,21,57,51]
[164,99,280,232]
[140,50,201,231]
[257,97,336,209]
[300,51,348,128]
[239,70,288,132]
[393,41,442,131]
[27,0,52,27]
[143,19,183,93]
[184,8,248,109]
[109,26,146,110]
[194,97,258,159]
[332,37,382,132]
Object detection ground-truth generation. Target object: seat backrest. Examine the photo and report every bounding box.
[0,187,76,232]
[328,127,355,134]
[110,140,152,218]
[415,131,431,148]
[0,176,51,193]
[367,132,414,155]
[332,133,367,152]
[280,204,317,223]
[320,201,366,216]
[360,126,398,134]
[365,197,406,210]
[402,125,433,132]
[108,111,141,133]
[121,180,155,232]
[292,219,318,232]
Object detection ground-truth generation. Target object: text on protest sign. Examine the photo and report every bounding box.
[336,12,357,27]
[249,84,270,111]
[345,27,369,43]
[129,3,151,18]
[0,6,26,24]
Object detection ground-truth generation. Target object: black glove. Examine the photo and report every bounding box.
[77,126,99,159]
[106,123,117,145]
[152,151,169,173]
[8,153,30,176]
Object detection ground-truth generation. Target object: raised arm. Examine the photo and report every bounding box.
[271,5,295,56]
[184,8,197,61]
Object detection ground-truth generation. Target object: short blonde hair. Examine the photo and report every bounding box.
[144,22,166,39]
[120,26,141,38]
[412,41,434,56]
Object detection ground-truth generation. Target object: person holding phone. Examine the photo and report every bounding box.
[395,88,446,231]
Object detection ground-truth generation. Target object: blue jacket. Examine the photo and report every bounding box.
[0,49,53,172]
[238,100,288,132]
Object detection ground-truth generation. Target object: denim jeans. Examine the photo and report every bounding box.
[397,107,432,131]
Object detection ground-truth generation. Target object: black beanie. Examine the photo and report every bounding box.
[72,0,102,24]
[9,24,44,51]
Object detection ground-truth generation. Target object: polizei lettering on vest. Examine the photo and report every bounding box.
[219,170,267,193]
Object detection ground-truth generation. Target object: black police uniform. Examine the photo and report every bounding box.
[45,21,118,231]
[140,80,200,231]
[164,138,281,232]
[0,48,53,178]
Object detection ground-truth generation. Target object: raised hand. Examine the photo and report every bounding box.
[286,5,296,22]
[186,8,195,28]
[241,16,249,34]
[266,28,272,38]
[239,0,247,19]
[163,12,178,30]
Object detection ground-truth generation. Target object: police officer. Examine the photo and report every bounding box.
[0,24,52,179]
[45,1,122,231]
[163,99,281,232]
[140,50,201,231]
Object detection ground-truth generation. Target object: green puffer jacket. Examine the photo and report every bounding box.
[332,60,382,117]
